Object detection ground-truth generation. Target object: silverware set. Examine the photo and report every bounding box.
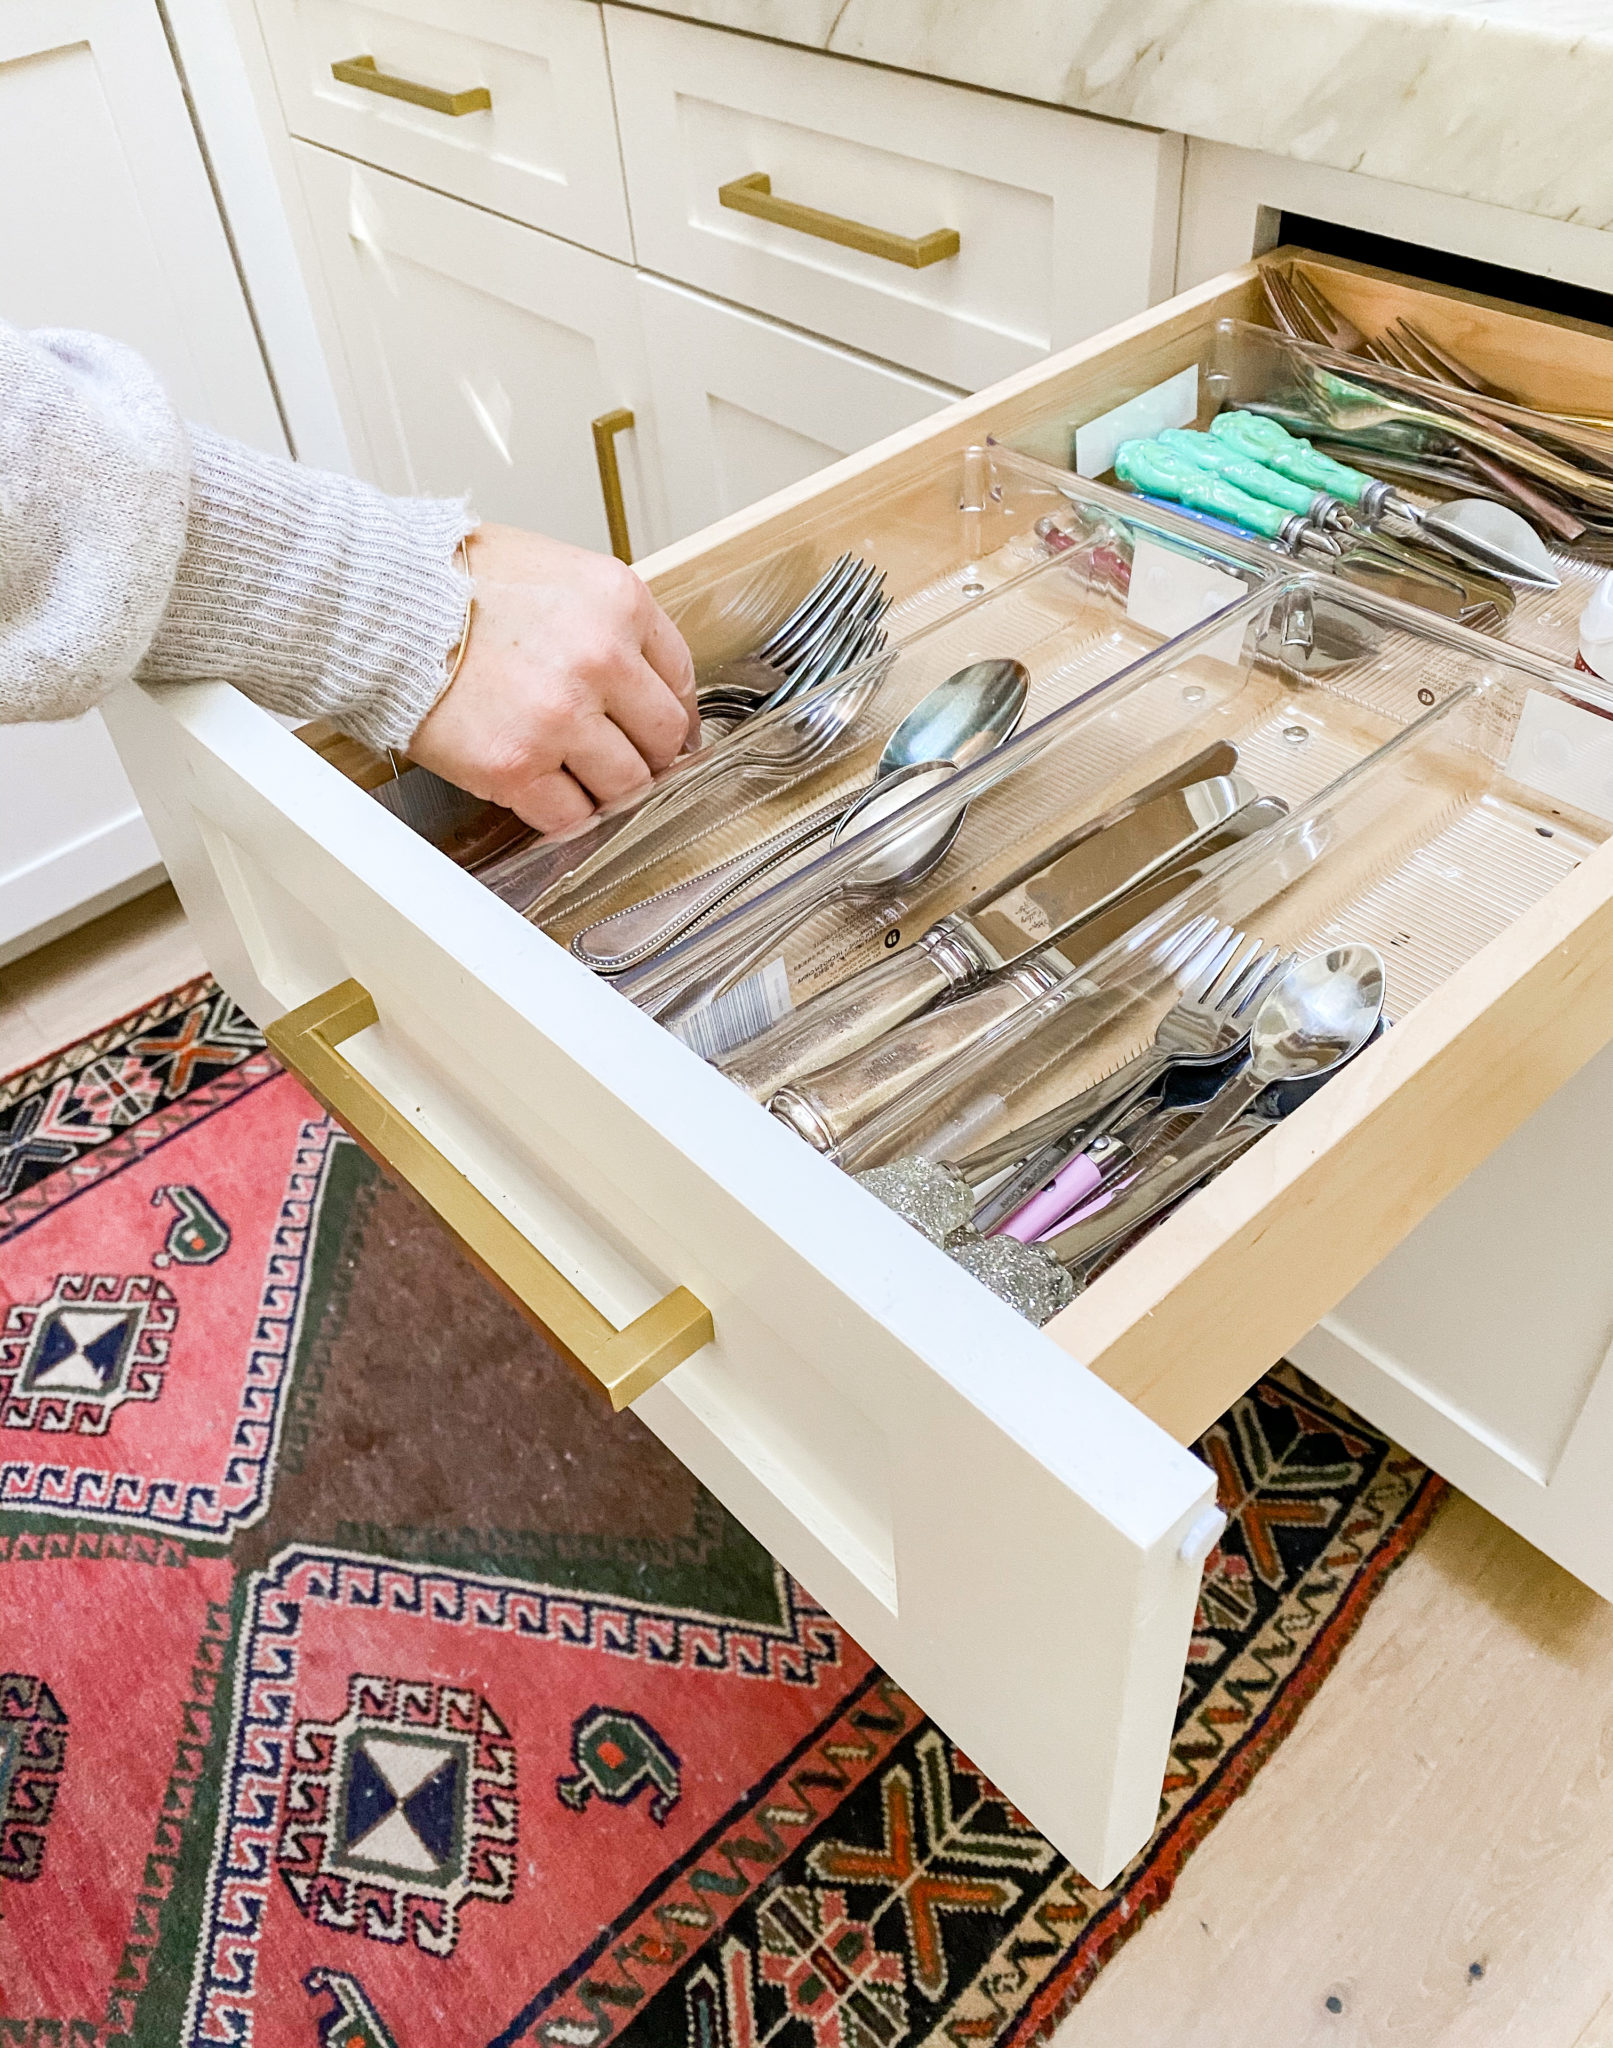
[856,933,1388,1324]
[1259,264,1613,559]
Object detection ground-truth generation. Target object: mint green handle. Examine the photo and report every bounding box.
[1210,411,1370,506]
[1155,427,1326,521]
[1114,439,1290,540]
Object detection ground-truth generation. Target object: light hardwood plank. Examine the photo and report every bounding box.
[0,882,206,1076]
[1055,1493,1613,2046]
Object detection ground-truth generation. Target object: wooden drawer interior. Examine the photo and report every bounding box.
[601,253,1613,1441]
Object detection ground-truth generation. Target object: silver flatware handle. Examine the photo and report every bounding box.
[716,938,963,1100]
[767,962,1067,1158]
[572,793,850,973]
[1045,1071,1264,1267]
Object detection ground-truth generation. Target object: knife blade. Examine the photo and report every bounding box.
[956,772,1260,971]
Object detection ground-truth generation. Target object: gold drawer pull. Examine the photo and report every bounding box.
[718,172,960,271]
[591,408,636,564]
[331,53,492,118]
[265,979,712,1409]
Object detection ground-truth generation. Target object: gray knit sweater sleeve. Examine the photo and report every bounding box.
[1,320,474,751]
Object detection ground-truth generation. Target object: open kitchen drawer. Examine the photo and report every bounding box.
[103,251,1613,1884]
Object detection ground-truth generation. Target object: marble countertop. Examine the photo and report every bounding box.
[611,0,1613,233]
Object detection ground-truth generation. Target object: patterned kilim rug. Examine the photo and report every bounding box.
[0,978,1447,2047]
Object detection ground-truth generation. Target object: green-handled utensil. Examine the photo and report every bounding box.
[1155,427,1351,531]
[1113,440,1334,550]
[1211,411,1560,589]
[1114,437,1513,629]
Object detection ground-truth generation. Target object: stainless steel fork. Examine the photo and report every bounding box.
[696,554,890,737]
[970,926,1291,1231]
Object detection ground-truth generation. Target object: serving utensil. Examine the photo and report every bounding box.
[571,659,1029,973]
[1117,438,1513,627]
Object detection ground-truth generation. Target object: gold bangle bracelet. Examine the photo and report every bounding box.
[445,532,475,689]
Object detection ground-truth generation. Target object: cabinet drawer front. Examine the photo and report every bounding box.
[259,0,633,258]
[105,248,1613,1880]
[293,145,667,555]
[606,9,1181,391]
[104,677,1217,1887]
[640,274,959,539]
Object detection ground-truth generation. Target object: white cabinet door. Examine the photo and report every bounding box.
[0,0,284,961]
[1292,1038,1613,1599]
[294,141,668,558]
[641,276,960,540]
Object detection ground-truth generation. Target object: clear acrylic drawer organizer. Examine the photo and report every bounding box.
[515,453,1284,948]
[598,507,1613,1187]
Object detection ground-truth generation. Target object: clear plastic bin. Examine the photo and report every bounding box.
[1001,314,1612,669]
[614,561,1613,1188]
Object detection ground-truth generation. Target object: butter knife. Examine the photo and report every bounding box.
[761,771,1262,1155]
[708,740,1239,1100]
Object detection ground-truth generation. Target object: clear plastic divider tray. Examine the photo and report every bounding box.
[525,459,1282,968]
[1002,311,1613,671]
[614,555,1613,1203]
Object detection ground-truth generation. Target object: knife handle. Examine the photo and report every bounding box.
[768,962,1063,1158]
[1115,440,1293,541]
[1209,412,1372,506]
[1155,427,1335,523]
[716,934,965,1101]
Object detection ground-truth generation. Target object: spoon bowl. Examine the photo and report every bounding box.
[575,660,1028,980]
[1245,941,1387,1087]
[878,659,1029,779]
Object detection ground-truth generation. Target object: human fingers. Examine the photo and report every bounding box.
[637,591,698,732]
[497,764,598,836]
[562,711,659,809]
[599,655,694,776]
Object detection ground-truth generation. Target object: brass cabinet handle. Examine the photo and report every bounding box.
[264,979,712,1409]
[718,172,960,271]
[331,53,492,117]
[591,408,636,564]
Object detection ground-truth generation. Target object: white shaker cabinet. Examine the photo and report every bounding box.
[639,276,959,538]
[293,144,670,558]
[0,0,284,965]
[293,142,967,555]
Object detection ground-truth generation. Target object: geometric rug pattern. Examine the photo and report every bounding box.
[0,978,1446,2046]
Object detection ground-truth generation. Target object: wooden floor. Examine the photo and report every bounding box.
[5,890,1613,2044]
[0,883,207,1079]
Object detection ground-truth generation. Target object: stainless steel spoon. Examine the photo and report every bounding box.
[571,659,1029,974]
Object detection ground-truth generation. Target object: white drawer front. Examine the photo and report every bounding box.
[294,145,668,557]
[606,10,1182,391]
[104,676,1217,1887]
[641,275,959,540]
[258,0,633,258]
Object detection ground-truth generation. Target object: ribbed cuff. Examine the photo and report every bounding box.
[137,425,476,751]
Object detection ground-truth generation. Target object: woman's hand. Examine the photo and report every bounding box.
[409,524,699,833]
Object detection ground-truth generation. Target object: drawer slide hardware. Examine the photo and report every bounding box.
[718,172,960,271]
[591,408,637,564]
[265,979,712,1409]
[331,54,492,118]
